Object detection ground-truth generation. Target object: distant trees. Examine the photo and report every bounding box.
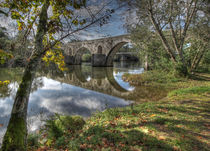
[130,0,209,75]
[0,27,13,65]
[0,27,10,52]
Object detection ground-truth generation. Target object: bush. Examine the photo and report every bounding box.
[45,114,86,139]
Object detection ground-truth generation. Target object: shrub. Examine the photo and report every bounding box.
[45,114,86,139]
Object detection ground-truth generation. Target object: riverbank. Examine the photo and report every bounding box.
[28,71,210,151]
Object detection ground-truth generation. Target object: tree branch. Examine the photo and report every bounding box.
[147,0,176,62]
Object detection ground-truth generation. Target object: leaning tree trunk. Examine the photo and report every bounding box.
[1,1,49,151]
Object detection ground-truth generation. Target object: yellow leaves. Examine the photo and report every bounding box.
[150,114,156,117]
[42,49,67,71]
[18,26,22,31]
[72,19,78,26]
[0,80,10,86]
[176,124,185,128]
[158,135,166,140]
[72,19,86,26]
[11,10,21,19]
[46,139,53,147]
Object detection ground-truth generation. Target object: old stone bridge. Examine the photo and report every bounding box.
[63,34,132,67]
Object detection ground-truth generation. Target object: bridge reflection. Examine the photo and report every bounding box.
[44,63,169,103]
[48,65,133,100]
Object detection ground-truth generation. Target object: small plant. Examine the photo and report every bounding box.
[55,136,66,148]
[38,114,85,149]
[27,133,39,148]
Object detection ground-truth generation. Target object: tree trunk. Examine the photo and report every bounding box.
[147,3,177,62]
[144,54,149,70]
[191,47,207,71]
[1,1,49,151]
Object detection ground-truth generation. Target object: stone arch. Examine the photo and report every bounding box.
[97,45,102,54]
[74,47,92,65]
[105,41,128,66]
[67,47,73,56]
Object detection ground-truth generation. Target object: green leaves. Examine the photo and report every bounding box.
[0,0,88,35]
[11,11,22,20]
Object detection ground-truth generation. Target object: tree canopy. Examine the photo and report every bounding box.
[130,0,209,74]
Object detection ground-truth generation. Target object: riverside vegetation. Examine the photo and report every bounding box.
[27,71,210,151]
[0,0,209,150]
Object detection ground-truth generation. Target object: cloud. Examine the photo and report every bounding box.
[0,0,137,40]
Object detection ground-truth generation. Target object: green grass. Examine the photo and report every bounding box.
[28,72,210,151]
[123,70,186,85]
[168,86,210,96]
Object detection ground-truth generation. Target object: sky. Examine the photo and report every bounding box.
[0,0,137,41]
[74,0,137,40]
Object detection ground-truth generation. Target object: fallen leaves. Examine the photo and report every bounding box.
[158,108,168,113]
[197,136,203,139]
[158,135,166,140]
[139,126,149,134]
[150,114,156,117]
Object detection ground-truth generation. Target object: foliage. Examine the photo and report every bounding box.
[27,134,39,148]
[130,0,210,75]
[0,49,13,64]
[42,48,67,71]
[0,80,10,86]
[0,80,11,97]
[131,26,172,71]
[0,27,11,51]
[31,114,86,150]
[10,30,34,62]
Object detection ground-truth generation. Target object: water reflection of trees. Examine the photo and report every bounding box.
[0,68,23,99]
[0,68,44,99]
[0,86,11,98]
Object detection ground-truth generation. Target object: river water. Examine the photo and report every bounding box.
[0,62,147,145]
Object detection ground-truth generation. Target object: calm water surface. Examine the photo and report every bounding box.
[0,62,144,145]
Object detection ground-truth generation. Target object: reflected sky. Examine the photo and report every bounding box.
[113,62,144,91]
[0,62,143,145]
[0,77,131,145]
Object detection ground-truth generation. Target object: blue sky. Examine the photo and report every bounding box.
[74,0,137,40]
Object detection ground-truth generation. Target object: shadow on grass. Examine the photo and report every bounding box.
[189,73,210,81]
[69,99,210,151]
[72,125,175,151]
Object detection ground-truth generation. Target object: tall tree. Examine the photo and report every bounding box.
[0,0,118,150]
[130,0,209,75]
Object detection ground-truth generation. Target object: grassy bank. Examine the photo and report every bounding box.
[28,71,210,151]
